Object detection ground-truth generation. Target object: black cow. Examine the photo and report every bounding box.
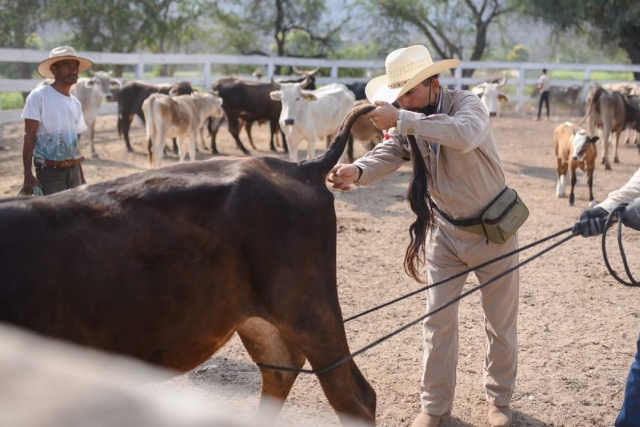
[346,82,367,100]
[117,81,194,152]
[208,69,319,155]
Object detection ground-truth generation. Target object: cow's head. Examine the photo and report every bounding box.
[84,71,122,101]
[570,130,599,161]
[169,81,194,96]
[201,92,224,119]
[270,82,317,126]
[472,75,509,117]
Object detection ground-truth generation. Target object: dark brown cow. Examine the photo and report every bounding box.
[0,103,377,425]
[117,80,194,152]
[209,70,318,155]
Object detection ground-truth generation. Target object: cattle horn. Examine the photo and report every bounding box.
[496,74,507,87]
[300,74,312,89]
[293,66,320,76]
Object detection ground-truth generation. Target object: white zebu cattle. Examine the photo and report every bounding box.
[471,76,510,117]
[70,71,122,158]
[270,78,355,162]
[143,92,223,168]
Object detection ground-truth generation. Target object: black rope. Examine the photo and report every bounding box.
[602,205,639,286]
[343,226,573,323]
[257,229,577,375]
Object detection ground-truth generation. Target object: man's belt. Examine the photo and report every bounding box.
[433,204,485,235]
[35,157,84,169]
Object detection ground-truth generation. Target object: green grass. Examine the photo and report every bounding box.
[1,92,24,110]
[550,70,634,81]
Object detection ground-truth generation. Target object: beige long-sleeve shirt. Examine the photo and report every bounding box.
[353,88,506,220]
[598,168,640,212]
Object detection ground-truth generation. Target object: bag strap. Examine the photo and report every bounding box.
[433,204,483,227]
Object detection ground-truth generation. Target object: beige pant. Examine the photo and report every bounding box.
[420,218,519,415]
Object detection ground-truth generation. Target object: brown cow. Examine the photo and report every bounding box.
[0,103,377,425]
[582,86,627,169]
[554,122,599,206]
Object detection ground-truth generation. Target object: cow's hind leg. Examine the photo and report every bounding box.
[272,294,375,425]
[237,318,305,421]
[614,131,621,164]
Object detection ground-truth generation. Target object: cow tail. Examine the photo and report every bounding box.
[404,135,433,284]
[302,102,376,180]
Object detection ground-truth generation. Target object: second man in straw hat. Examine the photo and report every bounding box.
[329,45,520,427]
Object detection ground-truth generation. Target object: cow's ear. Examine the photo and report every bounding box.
[498,93,510,103]
[589,136,600,143]
[303,93,317,102]
[216,97,223,106]
[270,91,282,101]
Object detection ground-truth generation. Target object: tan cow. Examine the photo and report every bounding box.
[143,92,224,168]
[554,122,599,206]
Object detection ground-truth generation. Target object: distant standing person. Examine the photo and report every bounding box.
[21,46,92,195]
[535,68,550,121]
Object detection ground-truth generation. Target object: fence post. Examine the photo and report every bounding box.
[454,66,462,90]
[518,64,526,115]
[267,59,275,78]
[330,65,338,79]
[0,99,4,141]
[582,67,592,105]
[136,60,144,79]
[202,61,211,89]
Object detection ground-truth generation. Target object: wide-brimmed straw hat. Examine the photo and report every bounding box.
[365,45,460,104]
[37,46,93,79]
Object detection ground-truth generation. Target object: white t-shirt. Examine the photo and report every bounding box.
[21,84,87,161]
[538,74,550,92]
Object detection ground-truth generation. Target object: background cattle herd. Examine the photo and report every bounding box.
[54,69,640,178]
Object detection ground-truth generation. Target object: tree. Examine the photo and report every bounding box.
[359,0,516,77]
[211,0,349,74]
[0,0,46,79]
[47,0,212,76]
[511,0,640,79]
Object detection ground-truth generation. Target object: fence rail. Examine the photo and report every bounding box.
[2,48,640,135]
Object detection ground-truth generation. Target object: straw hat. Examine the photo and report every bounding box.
[365,45,460,104]
[37,46,93,79]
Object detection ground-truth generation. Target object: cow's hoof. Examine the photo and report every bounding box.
[605,164,612,171]
[90,153,99,160]
[614,158,620,163]
[126,147,134,153]
[242,150,251,156]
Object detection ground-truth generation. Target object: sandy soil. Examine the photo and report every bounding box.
[1,112,639,426]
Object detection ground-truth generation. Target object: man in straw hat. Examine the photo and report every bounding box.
[21,46,93,195]
[329,45,519,427]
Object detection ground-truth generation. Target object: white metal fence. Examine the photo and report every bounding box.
[2,48,640,134]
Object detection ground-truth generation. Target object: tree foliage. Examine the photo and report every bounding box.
[512,0,640,77]
[211,0,349,73]
[359,0,516,77]
[0,0,46,78]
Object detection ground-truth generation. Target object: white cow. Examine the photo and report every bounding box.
[471,75,510,117]
[143,92,224,168]
[270,77,355,162]
[70,71,122,158]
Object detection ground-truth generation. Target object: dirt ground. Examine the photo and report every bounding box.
[1,112,639,427]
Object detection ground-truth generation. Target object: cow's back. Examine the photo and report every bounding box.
[0,157,336,370]
[302,84,355,136]
[554,123,574,159]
